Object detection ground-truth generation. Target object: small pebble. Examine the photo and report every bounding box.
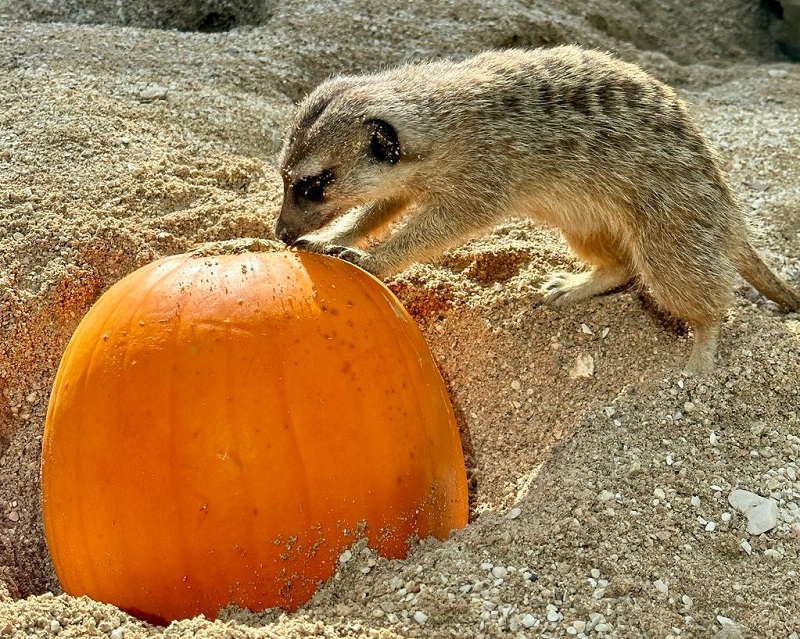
[691,495,701,507]
[491,566,508,579]
[506,507,522,520]
[653,579,668,595]
[728,489,779,534]
[140,84,168,101]
[412,610,428,625]
[338,549,353,564]
[547,609,560,622]
[569,352,594,378]
[521,614,537,629]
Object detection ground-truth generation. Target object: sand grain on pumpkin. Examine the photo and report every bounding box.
[2,1,800,637]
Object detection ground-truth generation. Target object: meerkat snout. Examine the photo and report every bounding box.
[275,46,800,372]
[274,109,405,245]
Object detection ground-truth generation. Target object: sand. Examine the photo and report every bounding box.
[1,1,799,637]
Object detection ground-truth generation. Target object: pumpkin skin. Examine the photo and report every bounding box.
[41,250,468,624]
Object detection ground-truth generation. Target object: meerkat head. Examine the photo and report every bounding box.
[274,77,421,244]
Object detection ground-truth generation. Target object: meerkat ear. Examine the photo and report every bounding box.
[368,119,401,164]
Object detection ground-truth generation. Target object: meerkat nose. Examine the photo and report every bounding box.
[274,220,294,244]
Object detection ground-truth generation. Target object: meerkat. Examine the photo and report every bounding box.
[274,46,800,372]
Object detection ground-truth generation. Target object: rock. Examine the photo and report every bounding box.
[491,566,508,579]
[568,353,594,378]
[521,614,537,629]
[139,84,169,101]
[728,489,779,535]
[412,610,428,625]
[713,617,745,639]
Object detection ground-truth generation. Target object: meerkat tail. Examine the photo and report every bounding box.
[734,242,800,311]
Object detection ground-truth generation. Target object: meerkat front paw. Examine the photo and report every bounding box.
[324,245,378,274]
[293,236,332,254]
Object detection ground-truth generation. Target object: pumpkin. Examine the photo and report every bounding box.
[41,248,468,624]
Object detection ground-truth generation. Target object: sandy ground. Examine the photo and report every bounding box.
[1,1,799,637]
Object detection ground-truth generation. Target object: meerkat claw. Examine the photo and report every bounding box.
[539,272,574,306]
[324,246,376,272]
[322,244,351,257]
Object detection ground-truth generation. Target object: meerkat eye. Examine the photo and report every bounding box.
[368,119,401,164]
[293,169,335,203]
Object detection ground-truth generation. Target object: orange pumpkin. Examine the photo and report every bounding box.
[41,249,468,624]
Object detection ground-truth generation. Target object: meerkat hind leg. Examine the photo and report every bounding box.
[684,320,721,374]
[540,231,632,306]
[632,234,733,373]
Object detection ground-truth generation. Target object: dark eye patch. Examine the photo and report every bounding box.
[369,119,401,164]
[293,169,335,203]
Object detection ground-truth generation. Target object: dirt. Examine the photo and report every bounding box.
[1,1,799,637]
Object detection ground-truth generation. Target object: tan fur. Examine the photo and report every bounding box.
[274,46,800,373]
